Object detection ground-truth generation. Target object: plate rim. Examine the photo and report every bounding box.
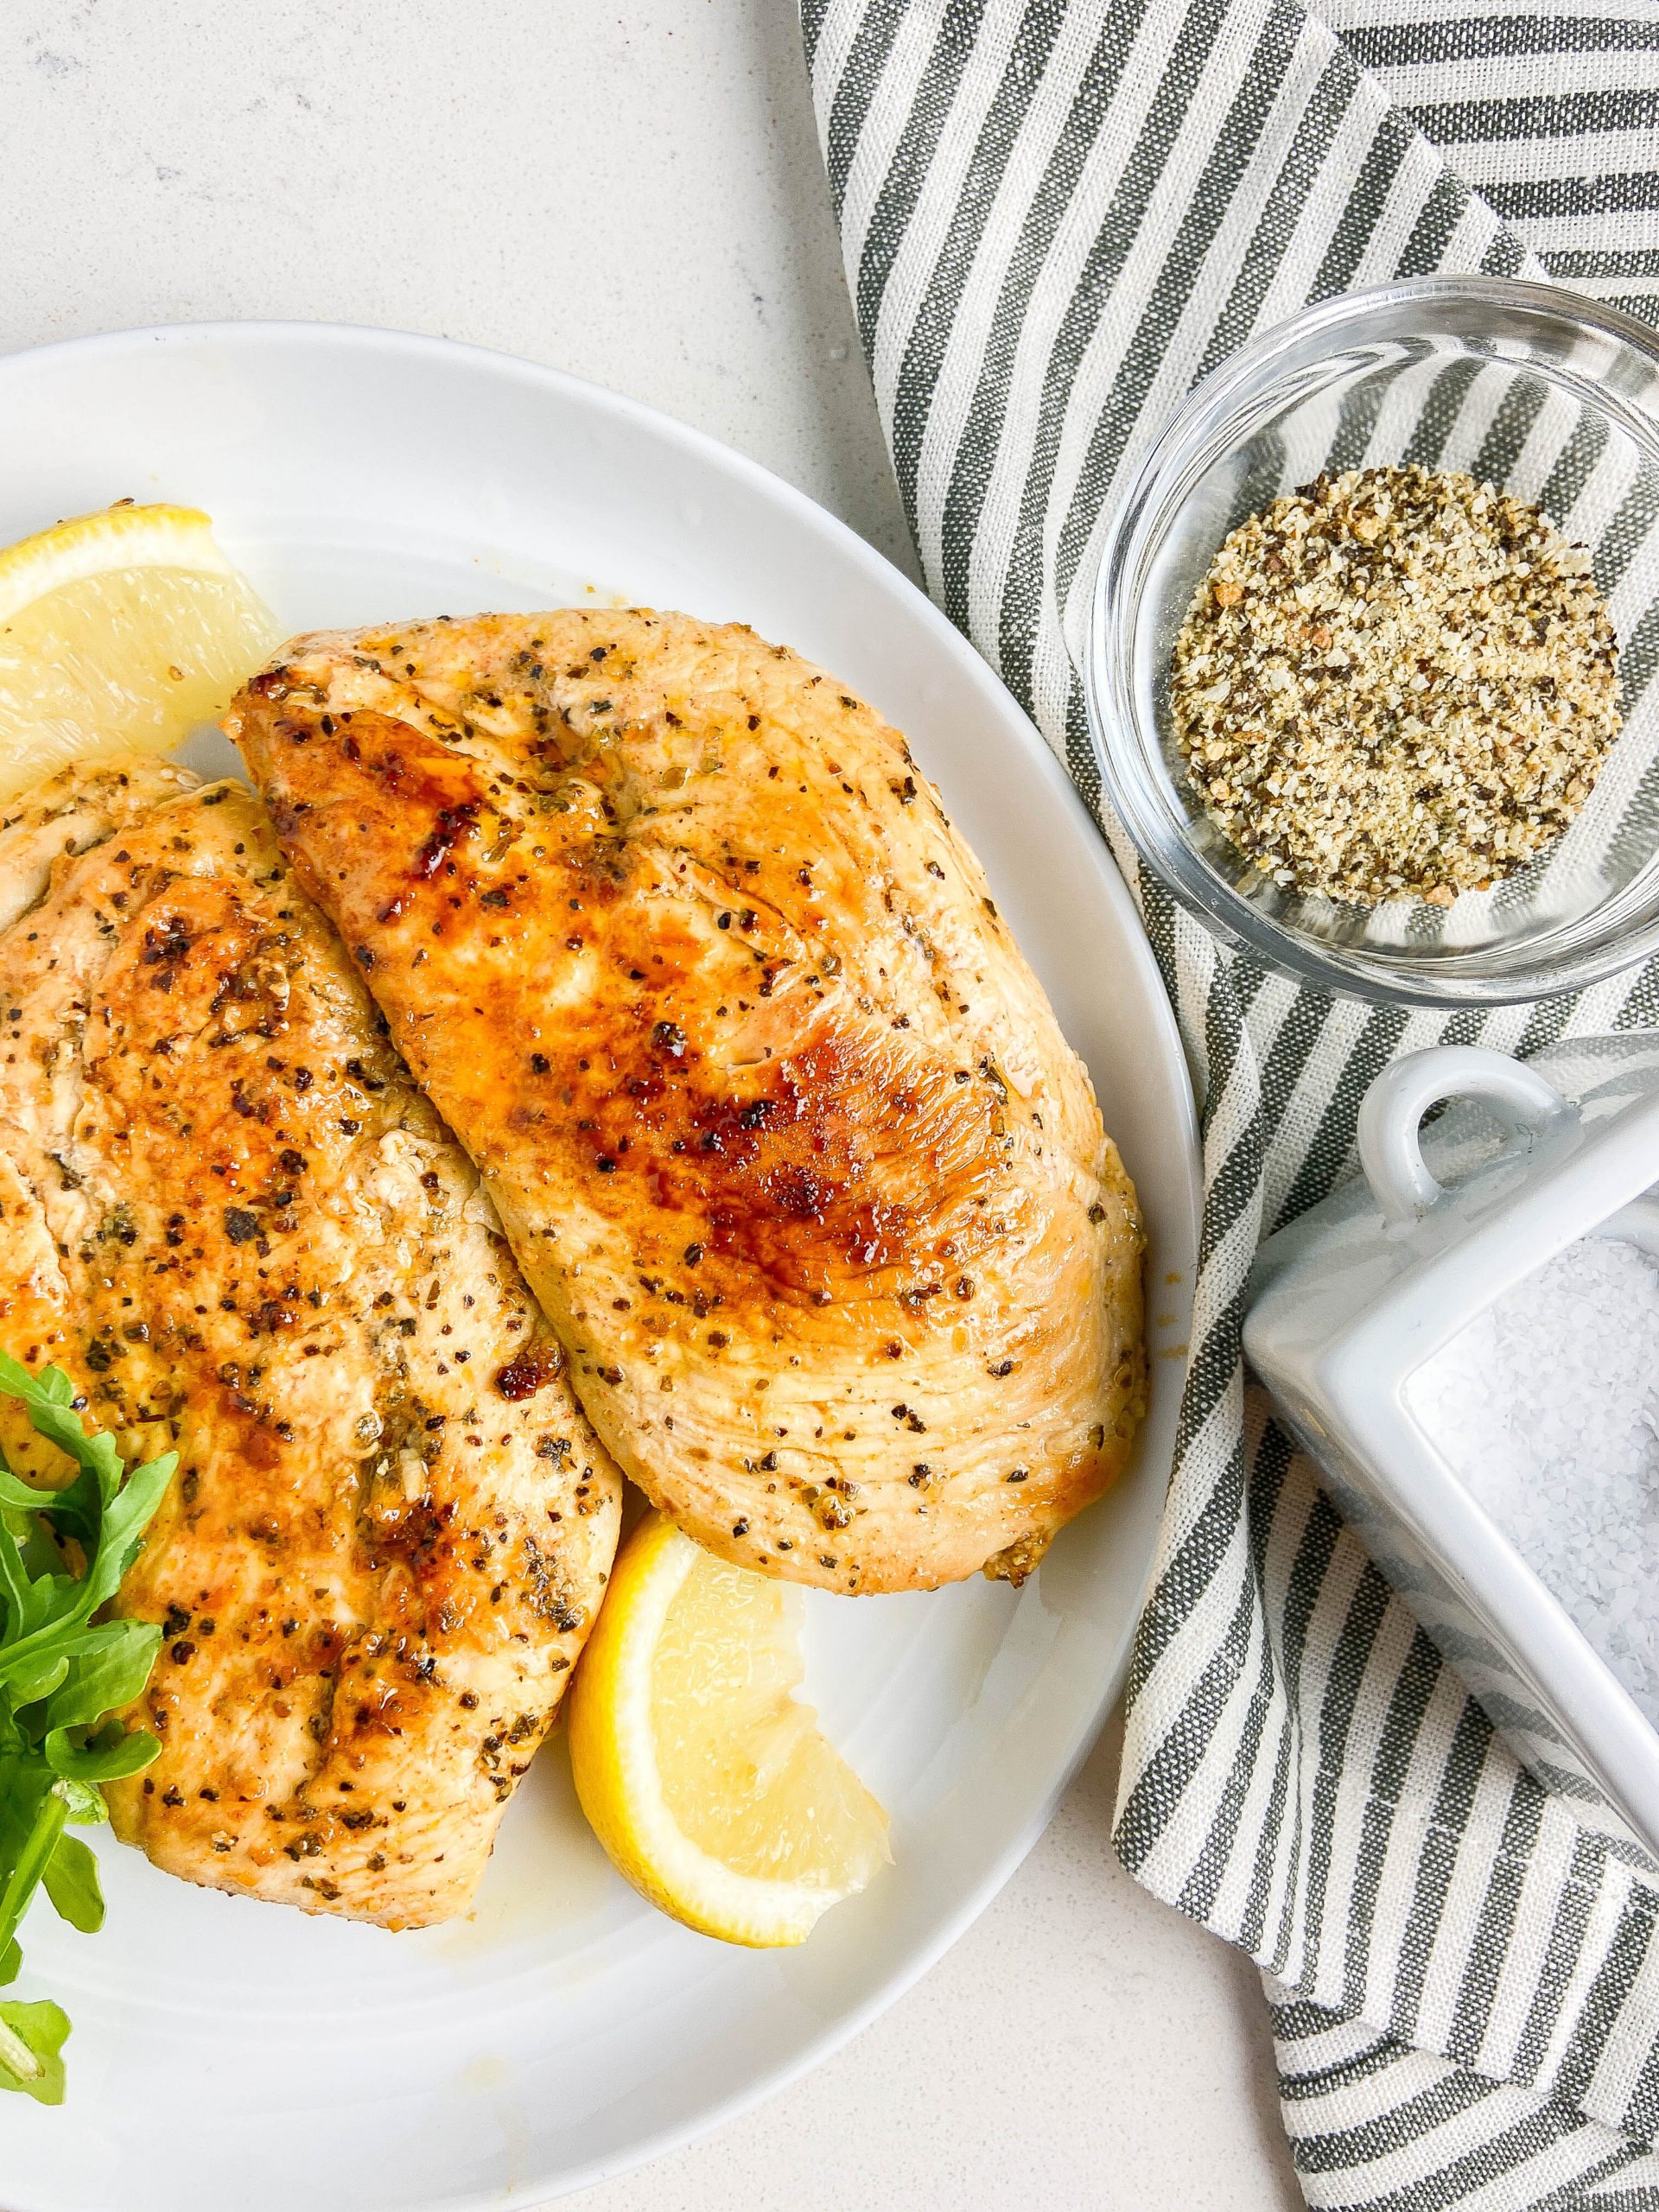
[0,317,1202,2209]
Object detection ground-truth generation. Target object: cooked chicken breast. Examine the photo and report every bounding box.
[0,757,620,1927]
[230,610,1144,1593]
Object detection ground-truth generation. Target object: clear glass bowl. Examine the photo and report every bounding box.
[1084,277,1659,1006]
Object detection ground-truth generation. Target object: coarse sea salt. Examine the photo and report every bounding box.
[1406,1234,1659,1730]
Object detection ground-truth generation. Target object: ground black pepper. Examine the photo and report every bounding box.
[1171,465,1621,906]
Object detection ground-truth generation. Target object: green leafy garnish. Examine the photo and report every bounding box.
[0,1351,175,2101]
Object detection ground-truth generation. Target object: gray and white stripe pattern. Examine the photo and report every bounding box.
[1313,0,1659,323]
[802,1,1659,2201]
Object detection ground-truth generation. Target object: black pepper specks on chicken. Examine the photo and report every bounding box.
[0,758,621,1929]
[231,609,1145,1594]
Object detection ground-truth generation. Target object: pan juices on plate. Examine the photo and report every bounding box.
[229,607,1146,1595]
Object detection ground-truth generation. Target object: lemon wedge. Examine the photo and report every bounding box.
[566,1510,889,1946]
[0,502,283,803]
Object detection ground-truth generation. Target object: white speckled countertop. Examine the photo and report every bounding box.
[0,5,1303,2203]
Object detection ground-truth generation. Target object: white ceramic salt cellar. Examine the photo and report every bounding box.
[1245,1039,1659,1862]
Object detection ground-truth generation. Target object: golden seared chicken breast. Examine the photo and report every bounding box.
[0,758,620,1927]
[230,611,1144,1593]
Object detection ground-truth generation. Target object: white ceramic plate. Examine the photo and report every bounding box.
[0,324,1199,2212]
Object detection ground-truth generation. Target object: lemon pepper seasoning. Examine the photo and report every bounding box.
[1170,465,1622,906]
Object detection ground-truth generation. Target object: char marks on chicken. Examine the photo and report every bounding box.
[230,610,1144,1593]
[0,757,620,1927]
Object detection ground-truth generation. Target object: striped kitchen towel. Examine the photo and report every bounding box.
[800,2,1659,2204]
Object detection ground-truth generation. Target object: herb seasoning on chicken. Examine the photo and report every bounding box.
[1170,466,1621,906]
[0,756,621,1928]
[229,609,1145,1595]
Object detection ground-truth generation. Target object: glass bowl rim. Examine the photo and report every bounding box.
[1084,274,1659,1008]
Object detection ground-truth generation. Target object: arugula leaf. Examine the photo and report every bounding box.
[0,1361,175,2101]
[45,1721,161,1784]
[0,1760,54,1874]
[52,1778,105,1827]
[41,1837,102,1936]
[43,1620,162,1734]
[0,1999,68,2104]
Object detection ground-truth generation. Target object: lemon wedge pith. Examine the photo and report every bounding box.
[566,1510,889,1947]
[0,502,283,803]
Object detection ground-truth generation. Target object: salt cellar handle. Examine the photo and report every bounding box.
[1357,1045,1575,1226]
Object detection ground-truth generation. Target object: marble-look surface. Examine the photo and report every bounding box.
[0,4,1303,2204]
